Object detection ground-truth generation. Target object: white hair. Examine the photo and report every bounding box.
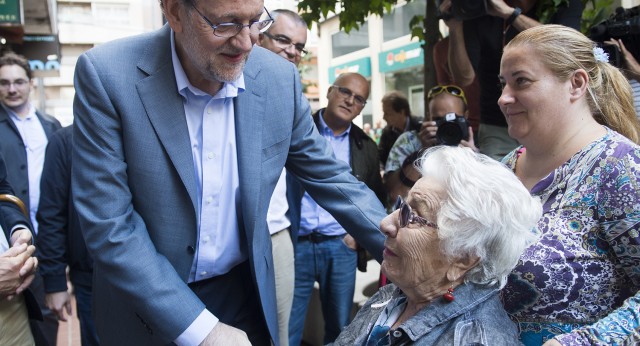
[416,146,542,288]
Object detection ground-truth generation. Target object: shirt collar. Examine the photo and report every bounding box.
[3,103,36,121]
[170,29,245,99]
[318,109,351,138]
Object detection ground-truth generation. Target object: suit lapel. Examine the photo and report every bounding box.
[136,26,198,214]
[235,55,265,238]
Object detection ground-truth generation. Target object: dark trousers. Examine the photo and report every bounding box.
[74,283,99,346]
[188,261,271,346]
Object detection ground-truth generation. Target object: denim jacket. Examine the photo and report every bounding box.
[331,282,522,346]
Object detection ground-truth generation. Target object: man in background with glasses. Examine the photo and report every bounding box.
[256,9,307,346]
[71,1,387,346]
[288,72,386,346]
[0,52,61,346]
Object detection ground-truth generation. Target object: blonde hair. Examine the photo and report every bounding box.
[506,24,640,144]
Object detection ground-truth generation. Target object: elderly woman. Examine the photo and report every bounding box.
[332,146,542,345]
[498,25,640,345]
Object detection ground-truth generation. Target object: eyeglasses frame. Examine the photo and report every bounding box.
[427,85,468,105]
[393,196,438,229]
[0,78,30,90]
[189,3,274,38]
[261,31,308,56]
[331,85,367,107]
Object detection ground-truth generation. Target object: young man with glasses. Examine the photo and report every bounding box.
[256,9,307,346]
[287,72,386,346]
[71,1,387,345]
[0,52,61,346]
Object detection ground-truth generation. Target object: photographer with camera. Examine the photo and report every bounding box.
[383,84,476,199]
[440,0,583,160]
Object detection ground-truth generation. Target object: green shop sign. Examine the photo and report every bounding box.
[0,0,22,25]
[378,42,424,73]
[328,57,371,84]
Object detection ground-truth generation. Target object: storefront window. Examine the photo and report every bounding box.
[382,0,427,42]
[384,66,425,119]
[331,23,369,58]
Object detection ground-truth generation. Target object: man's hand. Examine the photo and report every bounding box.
[459,126,479,152]
[343,234,357,250]
[200,322,251,346]
[605,39,640,80]
[46,291,73,321]
[419,121,439,149]
[0,243,37,299]
[10,227,32,247]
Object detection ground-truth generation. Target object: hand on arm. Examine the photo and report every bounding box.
[45,291,73,321]
[419,121,439,149]
[10,227,33,247]
[0,243,37,299]
[200,322,251,346]
[459,126,479,152]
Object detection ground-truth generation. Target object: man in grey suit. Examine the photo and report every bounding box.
[71,0,386,345]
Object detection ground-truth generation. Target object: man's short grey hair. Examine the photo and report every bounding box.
[416,146,542,288]
[269,9,308,29]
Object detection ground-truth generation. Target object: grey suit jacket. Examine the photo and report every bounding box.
[72,24,386,345]
[0,106,61,213]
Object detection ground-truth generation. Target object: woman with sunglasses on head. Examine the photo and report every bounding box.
[498,25,640,345]
[332,146,542,346]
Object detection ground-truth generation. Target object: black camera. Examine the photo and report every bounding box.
[436,112,469,146]
[590,6,640,68]
[436,0,488,21]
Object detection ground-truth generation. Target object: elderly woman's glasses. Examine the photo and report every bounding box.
[393,196,437,229]
[262,32,308,56]
[189,4,274,38]
[331,86,367,107]
[427,85,467,105]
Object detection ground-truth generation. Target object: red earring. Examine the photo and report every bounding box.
[443,286,455,302]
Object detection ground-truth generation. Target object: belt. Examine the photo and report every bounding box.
[298,232,344,243]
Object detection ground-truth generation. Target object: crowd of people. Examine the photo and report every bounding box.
[1,0,640,346]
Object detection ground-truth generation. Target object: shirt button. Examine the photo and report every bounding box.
[392,330,402,338]
[202,236,210,243]
[207,108,212,114]
[206,197,213,204]
[207,152,214,159]
[200,271,207,276]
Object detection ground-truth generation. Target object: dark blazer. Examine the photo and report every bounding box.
[0,105,61,213]
[0,149,42,321]
[72,24,386,345]
[287,109,387,245]
[37,125,93,293]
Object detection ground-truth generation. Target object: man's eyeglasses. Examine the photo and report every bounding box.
[393,196,438,229]
[189,3,274,38]
[0,79,29,89]
[332,86,367,107]
[262,31,308,56]
[427,85,467,105]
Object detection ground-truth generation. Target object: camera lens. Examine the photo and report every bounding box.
[436,122,464,146]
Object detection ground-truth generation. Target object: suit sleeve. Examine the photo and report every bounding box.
[72,52,207,342]
[0,149,33,239]
[283,67,386,262]
[36,128,71,293]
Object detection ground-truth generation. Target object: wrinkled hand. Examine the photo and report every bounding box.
[459,126,479,152]
[419,121,439,149]
[46,291,73,321]
[10,228,32,247]
[0,243,37,299]
[200,322,251,346]
[605,39,640,78]
[542,339,562,346]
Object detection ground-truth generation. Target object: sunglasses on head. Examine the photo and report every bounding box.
[427,85,467,105]
[393,196,438,229]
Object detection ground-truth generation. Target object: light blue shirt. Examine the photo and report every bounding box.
[6,104,47,234]
[170,31,244,346]
[299,110,351,236]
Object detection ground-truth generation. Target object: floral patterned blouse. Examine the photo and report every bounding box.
[501,128,640,345]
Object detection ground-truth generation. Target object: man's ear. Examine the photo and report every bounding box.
[162,0,186,33]
[569,69,589,102]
